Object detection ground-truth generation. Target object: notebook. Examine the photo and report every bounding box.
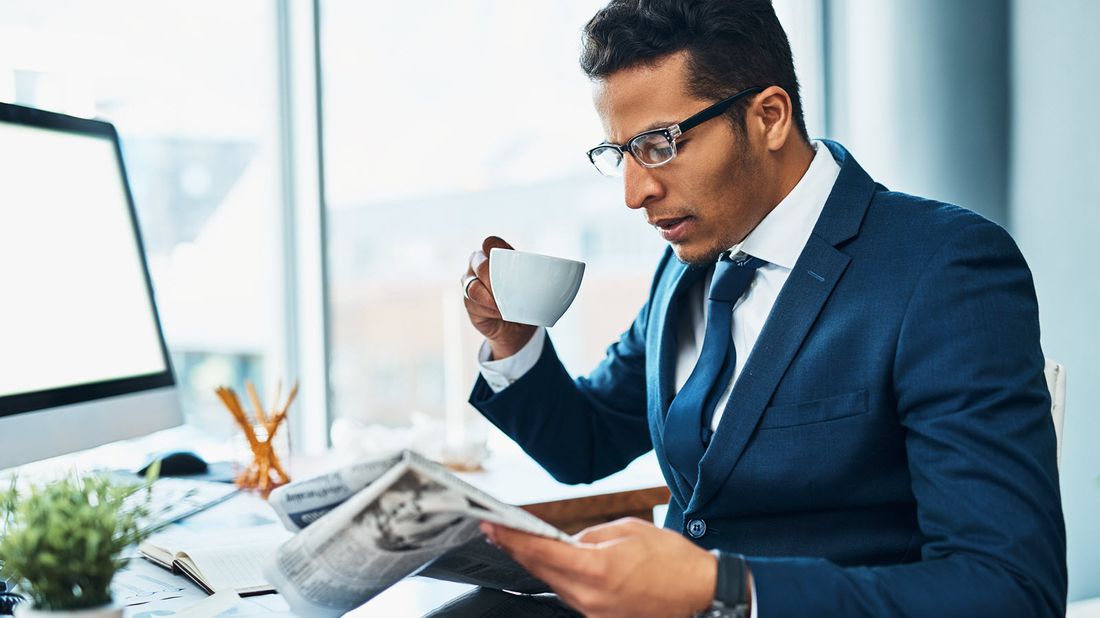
[138,523,291,596]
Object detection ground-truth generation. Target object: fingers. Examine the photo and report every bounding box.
[483,519,710,618]
[469,250,493,296]
[461,273,478,299]
[462,236,513,325]
[462,266,497,310]
[463,295,501,320]
[465,234,512,306]
[481,522,614,615]
[482,235,513,254]
[573,517,651,545]
[474,236,513,295]
[482,522,592,572]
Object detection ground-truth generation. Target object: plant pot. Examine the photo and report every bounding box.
[14,603,123,618]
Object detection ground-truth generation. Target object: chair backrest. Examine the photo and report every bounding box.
[1044,359,1067,468]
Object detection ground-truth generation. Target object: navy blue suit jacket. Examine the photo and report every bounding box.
[470,141,1066,616]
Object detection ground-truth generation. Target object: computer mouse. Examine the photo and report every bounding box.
[137,450,209,477]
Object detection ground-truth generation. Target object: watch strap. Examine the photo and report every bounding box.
[695,550,749,618]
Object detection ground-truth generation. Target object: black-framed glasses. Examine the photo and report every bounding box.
[586,86,764,177]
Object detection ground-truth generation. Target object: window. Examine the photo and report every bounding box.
[320,1,666,442]
[0,1,286,437]
[320,2,824,445]
[2,1,824,450]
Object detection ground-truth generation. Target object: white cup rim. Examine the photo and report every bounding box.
[489,247,584,267]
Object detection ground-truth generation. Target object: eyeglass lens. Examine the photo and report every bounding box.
[630,132,675,166]
[590,132,676,176]
[590,146,624,176]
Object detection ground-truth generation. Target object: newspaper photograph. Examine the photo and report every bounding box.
[263,450,569,616]
[357,470,477,552]
[267,452,404,531]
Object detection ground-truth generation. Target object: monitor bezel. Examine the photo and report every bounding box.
[0,101,177,419]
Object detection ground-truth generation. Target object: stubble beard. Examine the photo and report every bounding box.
[673,242,729,267]
[671,142,760,268]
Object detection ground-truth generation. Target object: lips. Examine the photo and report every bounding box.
[650,215,695,242]
[652,216,688,230]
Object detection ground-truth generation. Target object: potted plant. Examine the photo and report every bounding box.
[0,469,156,617]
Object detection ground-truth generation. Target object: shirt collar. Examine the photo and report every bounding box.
[727,140,841,270]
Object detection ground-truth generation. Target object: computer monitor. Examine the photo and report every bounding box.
[0,102,183,469]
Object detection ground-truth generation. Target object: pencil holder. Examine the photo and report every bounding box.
[215,380,297,498]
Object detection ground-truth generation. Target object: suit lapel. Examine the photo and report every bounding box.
[686,139,878,512]
[688,237,850,511]
[648,259,704,504]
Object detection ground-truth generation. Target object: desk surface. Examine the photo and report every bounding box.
[117,562,472,617]
[455,446,663,504]
[292,442,665,506]
[108,445,666,617]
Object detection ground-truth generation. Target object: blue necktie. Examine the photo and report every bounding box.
[664,254,765,485]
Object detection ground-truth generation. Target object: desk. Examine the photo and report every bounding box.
[111,446,666,617]
[117,558,472,617]
[459,448,669,534]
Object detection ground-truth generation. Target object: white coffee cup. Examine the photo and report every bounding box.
[489,248,585,327]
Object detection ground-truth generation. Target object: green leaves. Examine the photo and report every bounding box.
[0,472,156,610]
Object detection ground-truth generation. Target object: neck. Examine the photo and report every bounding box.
[724,138,816,253]
[769,139,816,208]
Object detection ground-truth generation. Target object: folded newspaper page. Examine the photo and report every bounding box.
[263,450,570,616]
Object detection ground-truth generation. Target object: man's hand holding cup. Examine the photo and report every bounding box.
[462,236,585,360]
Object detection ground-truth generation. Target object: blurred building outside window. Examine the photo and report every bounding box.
[0,0,285,439]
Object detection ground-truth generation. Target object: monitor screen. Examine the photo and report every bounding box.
[0,103,180,468]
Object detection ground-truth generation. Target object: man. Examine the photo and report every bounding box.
[461,1,1066,616]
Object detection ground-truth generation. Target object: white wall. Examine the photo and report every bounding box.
[825,0,1100,601]
[1011,0,1100,602]
[824,0,1010,226]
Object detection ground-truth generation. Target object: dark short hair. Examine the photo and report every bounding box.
[581,0,809,142]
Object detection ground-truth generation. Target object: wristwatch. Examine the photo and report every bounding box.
[694,551,750,618]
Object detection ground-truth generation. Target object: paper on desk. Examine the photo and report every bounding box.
[123,590,294,618]
[113,558,192,606]
[171,590,240,618]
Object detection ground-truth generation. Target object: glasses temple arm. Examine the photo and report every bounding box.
[676,87,764,134]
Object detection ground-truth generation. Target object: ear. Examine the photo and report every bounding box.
[746,85,795,152]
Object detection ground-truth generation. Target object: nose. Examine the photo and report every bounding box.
[622,155,664,210]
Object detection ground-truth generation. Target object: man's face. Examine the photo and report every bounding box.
[593,52,765,265]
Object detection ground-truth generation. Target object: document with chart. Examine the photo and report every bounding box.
[263,449,570,616]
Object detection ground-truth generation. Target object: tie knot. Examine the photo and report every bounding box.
[708,255,765,302]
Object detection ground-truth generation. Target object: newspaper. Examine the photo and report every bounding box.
[262,450,571,616]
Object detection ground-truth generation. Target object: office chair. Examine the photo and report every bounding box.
[1045,359,1067,469]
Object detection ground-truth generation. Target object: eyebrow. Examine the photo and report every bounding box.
[607,120,677,145]
[641,120,677,132]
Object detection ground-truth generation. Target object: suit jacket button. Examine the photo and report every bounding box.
[686,518,707,538]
